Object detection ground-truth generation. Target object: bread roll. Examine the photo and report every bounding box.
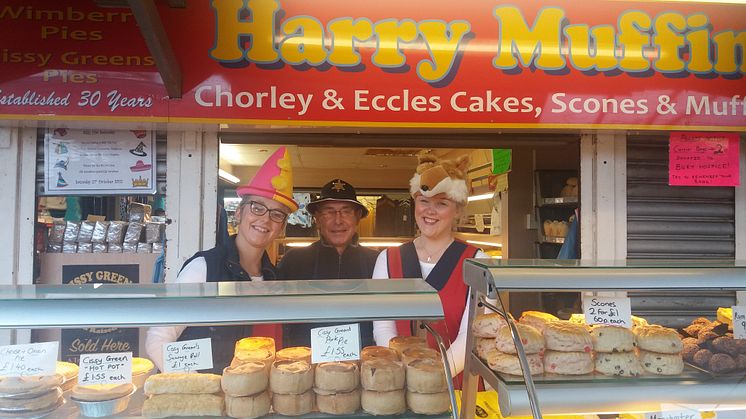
[519,311,559,333]
[543,321,593,353]
[361,359,405,391]
[276,346,312,363]
[401,346,440,365]
[407,390,450,415]
[634,326,683,354]
[590,325,635,353]
[406,358,447,393]
[142,393,224,418]
[544,350,593,375]
[315,361,359,392]
[143,372,222,395]
[272,389,314,416]
[224,391,270,419]
[471,313,508,338]
[235,336,275,355]
[361,389,406,415]
[270,360,313,395]
[361,346,400,362]
[389,336,427,354]
[71,383,134,401]
[315,387,361,415]
[495,323,545,354]
[221,361,268,397]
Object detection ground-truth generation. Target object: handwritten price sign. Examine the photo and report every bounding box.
[311,323,361,364]
[733,306,746,340]
[583,296,632,328]
[78,352,132,386]
[0,342,58,377]
[669,132,740,187]
[163,338,213,372]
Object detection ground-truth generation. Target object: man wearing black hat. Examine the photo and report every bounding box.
[278,179,378,348]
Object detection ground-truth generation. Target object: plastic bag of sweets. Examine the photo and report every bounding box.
[47,243,62,253]
[49,221,66,244]
[106,221,127,244]
[128,202,152,223]
[63,221,80,243]
[107,244,123,253]
[77,221,95,243]
[77,243,92,253]
[124,222,144,244]
[92,243,107,253]
[137,243,152,253]
[145,222,164,244]
[62,243,77,253]
[91,221,110,243]
[122,243,137,253]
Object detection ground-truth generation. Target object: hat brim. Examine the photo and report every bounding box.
[307,198,369,218]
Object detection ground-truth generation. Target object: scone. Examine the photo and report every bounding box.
[315,387,361,415]
[221,361,268,396]
[472,313,508,338]
[273,389,314,416]
[519,311,559,333]
[495,323,545,354]
[406,358,447,393]
[486,350,544,376]
[360,359,405,391]
[315,361,359,392]
[269,360,313,395]
[595,352,643,376]
[225,391,271,419]
[361,346,400,362]
[361,389,406,415]
[407,390,450,414]
[543,321,593,353]
[543,350,593,375]
[275,346,312,363]
[590,325,635,353]
[639,350,684,375]
[475,337,496,360]
[634,326,684,354]
[389,336,427,354]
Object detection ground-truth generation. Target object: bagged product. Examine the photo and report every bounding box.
[62,243,77,254]
[152,242,164,253]
[92,243,108,253]
[77,243,92,253]
[137,243,152,253]
[123,243,137,253]
[145,222,164,244]
[64,221,80,244]
[128,202,152,223]
[48,221,66,244]
[47,244,62,253]
[124,222,144,244]
[77,221,95,243]
[91,221,110,243]
[108,244,123,253]
[106,221,127,244]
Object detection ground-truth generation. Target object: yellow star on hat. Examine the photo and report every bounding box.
[331,179,346,192]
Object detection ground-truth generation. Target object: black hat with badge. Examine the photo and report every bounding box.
[307,179,369,218]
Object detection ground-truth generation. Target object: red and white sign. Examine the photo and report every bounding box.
[0,0,744,129]
[669,132,740,187]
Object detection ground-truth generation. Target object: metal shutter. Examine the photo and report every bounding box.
[626,135,735,327]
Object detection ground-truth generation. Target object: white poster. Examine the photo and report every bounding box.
[44,128,156,195]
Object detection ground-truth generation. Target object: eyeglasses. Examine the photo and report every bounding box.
[245,201,289,223]
[315,206,358,219]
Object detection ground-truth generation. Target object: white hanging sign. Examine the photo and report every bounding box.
[311,323,361,364]
[0,342,58,377]
[583,296,632,328]
[78,352,132,385]
[163,338,214,372]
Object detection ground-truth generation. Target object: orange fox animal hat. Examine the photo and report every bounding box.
[409,151,470,204]
[236,146,299,212]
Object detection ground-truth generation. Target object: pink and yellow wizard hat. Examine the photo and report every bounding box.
[236,146,299,212]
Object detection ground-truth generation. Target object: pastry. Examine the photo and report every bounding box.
[495,323,544,354]
[235,336,275,355]
[0,387,61,410]
[519,310,558,333]
[543,350,593,375]
[475,337,495,360]
[543,321,593,353]
[315,361,359,392]
[709,353,737,374]
[361,346,399,362]
[711,336,740,357]
[737,354,746,369]
[269,360,313,395]
[407,390,450,414]
[132,357,155,376]
[361,389,406,415]
[221,362,268,397]
[682,342,700,362]
[272,389,314,416]
[472,313,508,338]
[634,326,683,354]
[276,346,312,363]
[56,361,78,391]
[692,348,713,367]
[0,374,62,393]
[142,393,224,418]
[594,352,642,377]
[389,336,427,354]
[639,350,684,375]
[231,348,274,370]
[406,358,447,393]
[315,387,361,415]
[71,383,134,401]
[486,350,544,376]
[360,359,405,391]
[568,313,586,327]
[143,372,222,395]
[590,325,635,353]
[224,391,271,419]
[401,346,440,365]
[632,315,649,327]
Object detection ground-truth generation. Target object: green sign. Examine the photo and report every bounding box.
[492,149,512,174]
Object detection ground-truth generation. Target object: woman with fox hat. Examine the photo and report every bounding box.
[146,147,298,373]
[373,151,487,384]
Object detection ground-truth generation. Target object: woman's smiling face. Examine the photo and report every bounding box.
[414,193,459,239]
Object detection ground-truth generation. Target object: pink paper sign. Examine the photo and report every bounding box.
[669,132,740,187]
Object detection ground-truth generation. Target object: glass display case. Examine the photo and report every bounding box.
[460,259,746,419]
[0,279,457,418]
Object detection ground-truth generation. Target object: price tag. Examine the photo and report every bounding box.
[78,352,132,385]
[311,323,361,364]
[645,409,701,419]
[733,306,746,340]
[163,338,213,372]
[0,342,58,377]
[582,296,632,328]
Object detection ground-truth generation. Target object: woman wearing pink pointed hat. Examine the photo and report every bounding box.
[146,146,298,373]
